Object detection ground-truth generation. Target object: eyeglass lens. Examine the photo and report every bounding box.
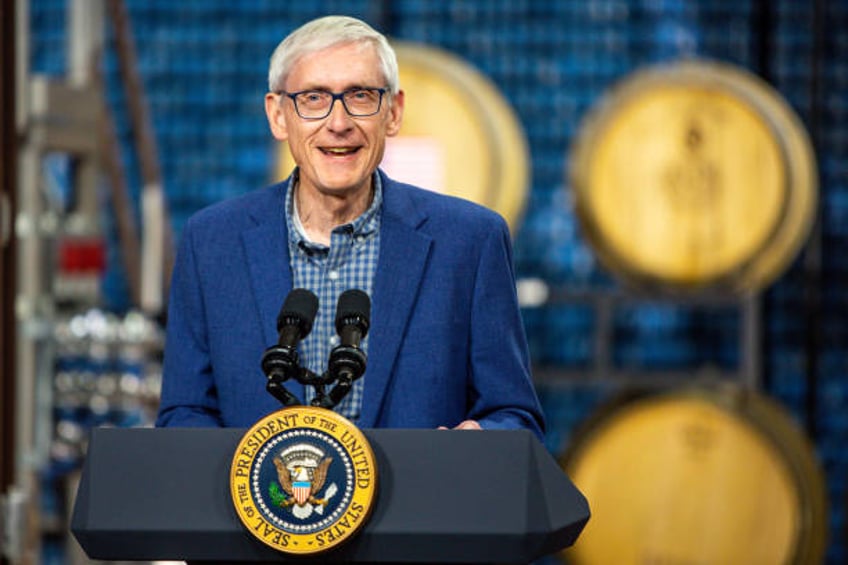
[294,89,383,118]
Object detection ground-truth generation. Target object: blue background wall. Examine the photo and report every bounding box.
[30,1,847,563]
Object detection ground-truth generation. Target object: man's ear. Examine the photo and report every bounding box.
[386,90,405,137]
[265,93,289,141]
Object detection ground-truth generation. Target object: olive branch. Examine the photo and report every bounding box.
[268,481,288,507]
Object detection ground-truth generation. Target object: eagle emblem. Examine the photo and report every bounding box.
[230,407,378,554]
[272,444,337,519]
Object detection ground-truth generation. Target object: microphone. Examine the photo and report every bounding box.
[335,289,370,351]
[262,288,319,406]
[320,289,370,407]
[276,288,319,347]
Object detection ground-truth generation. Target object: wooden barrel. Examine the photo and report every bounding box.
[570,60,817,293]
[559,385,827,565]
[276,42,530,231]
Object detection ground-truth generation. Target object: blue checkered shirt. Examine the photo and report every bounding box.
[285,171,382,422]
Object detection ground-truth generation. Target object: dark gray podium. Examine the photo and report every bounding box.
[71,428,589,564]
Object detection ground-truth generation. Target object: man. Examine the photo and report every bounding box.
[155,15,544,439]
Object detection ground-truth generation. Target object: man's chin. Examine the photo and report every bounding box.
[312,177,372,198]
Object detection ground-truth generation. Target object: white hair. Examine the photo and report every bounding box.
[268,15,400,95]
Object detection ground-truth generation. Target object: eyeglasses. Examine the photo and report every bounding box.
[278,87,387,119]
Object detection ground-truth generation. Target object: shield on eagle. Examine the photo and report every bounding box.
[292,480,311,506]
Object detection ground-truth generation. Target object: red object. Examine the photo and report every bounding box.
[58,238,106,273]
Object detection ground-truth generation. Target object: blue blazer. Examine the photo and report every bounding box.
[156,170,544,439]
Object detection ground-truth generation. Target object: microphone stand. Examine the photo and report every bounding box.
[261,347,363,410]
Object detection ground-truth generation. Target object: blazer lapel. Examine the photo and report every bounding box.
[359,175,432,427]
[243,224,290,346]
[240,182,305,403]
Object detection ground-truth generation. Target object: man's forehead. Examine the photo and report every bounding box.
[286,42,382,90]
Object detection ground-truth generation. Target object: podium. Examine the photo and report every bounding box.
[71,427,589,563]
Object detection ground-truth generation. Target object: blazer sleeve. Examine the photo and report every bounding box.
[155,217,223,427]
[466,216,545,439]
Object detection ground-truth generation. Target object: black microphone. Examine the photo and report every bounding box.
[276,288,319,347]
[335,289,370,350]
[321,289,370,407]
[262,288,319,406]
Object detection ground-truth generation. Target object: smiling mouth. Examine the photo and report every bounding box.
[320,147,361,156]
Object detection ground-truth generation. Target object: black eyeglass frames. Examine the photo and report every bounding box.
[277,87,387,119]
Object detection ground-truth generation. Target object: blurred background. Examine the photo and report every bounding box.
[1,0,847,564]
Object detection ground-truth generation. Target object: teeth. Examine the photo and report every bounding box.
[324,147,355,155]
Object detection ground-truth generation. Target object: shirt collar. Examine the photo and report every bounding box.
[285,169,383,252]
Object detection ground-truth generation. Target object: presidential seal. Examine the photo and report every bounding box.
[230,406,377,555]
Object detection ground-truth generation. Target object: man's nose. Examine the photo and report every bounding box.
[326,98,353,130]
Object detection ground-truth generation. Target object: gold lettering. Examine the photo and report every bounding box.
[235,456,251,477]
[237,483,249,504]
[251,426,270,445]
[319,418,337,432]
[278,413,299,429]
[262,522,277,538]
[356,464,371,488]
[341,430,364,460]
